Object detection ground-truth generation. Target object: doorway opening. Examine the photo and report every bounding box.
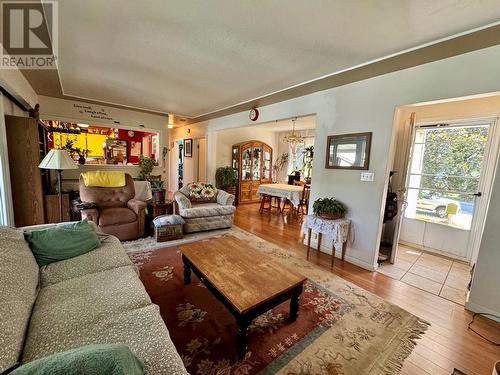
[177,140,184,189]
[213,115,315,216]
[401,121,492,260]
[197,138,207,182]
[378,94,500,306]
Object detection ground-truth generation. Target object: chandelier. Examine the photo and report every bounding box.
[283,117,304,157]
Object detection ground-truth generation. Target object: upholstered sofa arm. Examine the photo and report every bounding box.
[127,199,146,237]
[80,208,99,223]
[127,199,147,215]
[174,191,192,210]
[217,190,235,206]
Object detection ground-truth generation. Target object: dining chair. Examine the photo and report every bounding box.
[260,194,282,214]
[298,184,311,216]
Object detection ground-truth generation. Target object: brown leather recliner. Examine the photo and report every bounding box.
[79,173,147,241]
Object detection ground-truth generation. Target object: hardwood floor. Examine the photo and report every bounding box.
[233,203,500,375]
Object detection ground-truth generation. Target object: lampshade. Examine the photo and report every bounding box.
[39,149,79,170]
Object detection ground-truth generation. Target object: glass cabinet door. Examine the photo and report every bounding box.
[241,145,252,180]
[252,145,261,180]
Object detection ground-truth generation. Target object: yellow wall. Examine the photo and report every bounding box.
[53,133,108,157]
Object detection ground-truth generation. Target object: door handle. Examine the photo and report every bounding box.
[473,192,482,197]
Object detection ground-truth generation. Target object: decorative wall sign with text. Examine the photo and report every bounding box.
[73,103,114,121]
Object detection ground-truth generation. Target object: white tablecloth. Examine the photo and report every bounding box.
[301,215,352,249]
[257,183,304,207]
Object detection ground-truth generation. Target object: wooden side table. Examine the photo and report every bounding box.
[44,194,71,223]
[150,200,174,218]
[301,215,351,268]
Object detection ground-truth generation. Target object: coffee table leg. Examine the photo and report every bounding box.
[236,316,250,359]
[289,285,302,321]
[182,255,191,284]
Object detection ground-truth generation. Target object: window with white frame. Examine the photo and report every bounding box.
[288,136,315,175]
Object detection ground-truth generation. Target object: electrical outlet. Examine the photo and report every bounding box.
[360,172,375,182]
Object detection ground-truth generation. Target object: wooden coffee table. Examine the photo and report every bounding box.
[180,236,306,358]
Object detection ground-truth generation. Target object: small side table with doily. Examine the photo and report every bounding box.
[301,215,352,268]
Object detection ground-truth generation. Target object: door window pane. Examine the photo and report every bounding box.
[405,124,489,230]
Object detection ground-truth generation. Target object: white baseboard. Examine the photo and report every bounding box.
[304,237,377,272]
[465,301,500,322]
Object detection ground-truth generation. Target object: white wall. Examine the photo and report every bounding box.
[215,126,277,169]
[2,95,29,116]
[0,67,38,108]
[467,159,500,320]
[187,45,500,273]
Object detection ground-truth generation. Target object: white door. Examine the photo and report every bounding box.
[399,119,498,262]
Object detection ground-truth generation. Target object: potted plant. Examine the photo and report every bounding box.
[312,197,347,220]
[215,166,238,196]
[302,146,314,184]
[61,139,90,165]
[150,180,166,203]
[75,147,90,165]
[138,155,156,180]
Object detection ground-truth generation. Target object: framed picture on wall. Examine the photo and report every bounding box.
[325,132,372,170]
[184,138,193,157]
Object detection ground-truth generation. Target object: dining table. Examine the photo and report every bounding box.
[257,183,304,207]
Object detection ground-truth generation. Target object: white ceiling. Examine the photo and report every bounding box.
[57,1,500,118]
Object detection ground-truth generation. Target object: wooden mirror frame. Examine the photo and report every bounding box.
[325,132,372,170]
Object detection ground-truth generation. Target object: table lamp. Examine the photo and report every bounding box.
[39,149,78,222]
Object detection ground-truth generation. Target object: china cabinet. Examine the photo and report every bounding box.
[232,141,273,204]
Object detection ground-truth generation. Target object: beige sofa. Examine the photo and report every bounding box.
[0,224,187,374]
[173,185,236,233]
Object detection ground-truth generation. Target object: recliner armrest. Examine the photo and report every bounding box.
[127,199,147,215]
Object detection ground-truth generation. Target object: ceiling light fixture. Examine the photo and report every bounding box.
[283,117,304,157]
[168,113,174,129]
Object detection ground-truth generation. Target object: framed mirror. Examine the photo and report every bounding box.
[325,132,372,170]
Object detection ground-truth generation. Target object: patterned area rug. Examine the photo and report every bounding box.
[126,227,429,375]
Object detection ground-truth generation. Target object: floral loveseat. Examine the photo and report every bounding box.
[173,182,235,233]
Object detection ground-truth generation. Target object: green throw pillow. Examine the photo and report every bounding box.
[24,220,101,267]
[11,344,144,375]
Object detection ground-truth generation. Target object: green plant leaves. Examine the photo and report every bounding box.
[312,197,347,215]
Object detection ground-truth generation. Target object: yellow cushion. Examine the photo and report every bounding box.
[81,171,126,187]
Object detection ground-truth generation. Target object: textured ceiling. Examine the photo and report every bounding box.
[55,1,500,118]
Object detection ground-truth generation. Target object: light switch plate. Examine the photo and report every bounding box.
[360,172,375,182]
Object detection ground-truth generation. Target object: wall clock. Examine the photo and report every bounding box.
[249,108,259,121]
[127,130,135,137]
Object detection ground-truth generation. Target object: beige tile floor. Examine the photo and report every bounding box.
[378,245,472,305]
